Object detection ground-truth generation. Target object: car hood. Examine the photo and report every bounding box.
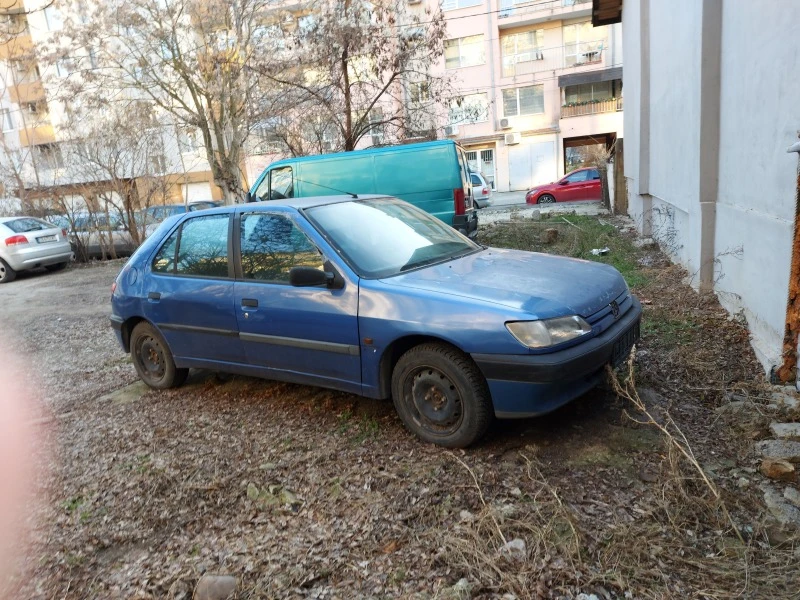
[382,247,627,318]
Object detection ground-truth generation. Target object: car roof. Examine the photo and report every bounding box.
[266,140,457,169]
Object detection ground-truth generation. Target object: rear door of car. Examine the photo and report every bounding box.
[232,208,361,393]
[145,213,244,364]
[587,168,602,201]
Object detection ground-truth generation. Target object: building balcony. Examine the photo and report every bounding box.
[501,42,609,78]
[19,125,55,147]
[497,0,591,28]
[561,97,623,118]
[0,33,33,60]
[9,80,45,104]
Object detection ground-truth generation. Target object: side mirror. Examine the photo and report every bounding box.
[245,191,253,203]
[289,266,338,288]
[558,180,569,185]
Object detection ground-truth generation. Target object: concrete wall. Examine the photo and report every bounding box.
[623,0,800,373]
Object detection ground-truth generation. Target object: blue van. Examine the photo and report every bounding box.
[248,140,479,237]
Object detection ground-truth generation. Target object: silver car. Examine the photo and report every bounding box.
[0,216,74,283]
[470,172,493,209]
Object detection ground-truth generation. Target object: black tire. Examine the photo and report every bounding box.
[538,194,556,204]
[130,322,188,390]
[0,258,16,283]
[391,342,493,448]
[45,262,68,272]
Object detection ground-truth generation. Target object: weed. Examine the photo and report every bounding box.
[62,496,84,513]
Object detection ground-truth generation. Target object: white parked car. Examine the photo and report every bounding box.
[0,216,74,283]
[470,172,493,209]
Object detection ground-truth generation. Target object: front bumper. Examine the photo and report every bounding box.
[472,297,642,417]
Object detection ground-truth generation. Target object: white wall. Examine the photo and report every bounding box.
[623,0,800,373]
[712,2,800,368]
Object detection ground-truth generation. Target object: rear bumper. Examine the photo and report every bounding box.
[472,297,642,417]
[453,210,479,238]
[4,242,74,271]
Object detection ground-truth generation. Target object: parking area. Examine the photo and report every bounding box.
[1,218,794,599]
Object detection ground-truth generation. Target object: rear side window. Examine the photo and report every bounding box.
[4,218,52,233]
[470,173,482,186]
[589,168,600,180]
[152,214,230,277]
[240,213,323,283]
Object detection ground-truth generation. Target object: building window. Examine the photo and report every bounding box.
[33,144,64,170]
[11,60,40,84]
[444,35,485,69]
[408,81,430,103]
[500,29,544,77]
[56,57,71,78]
[564,80,618,104]
[178,128,200,152]
[442,0,482,11]
[563,21,606,67]
[368,108,385,145]
[43,6,62,31]
[502,85,544,117]
[1,108,14,131]
[448,93,489,125]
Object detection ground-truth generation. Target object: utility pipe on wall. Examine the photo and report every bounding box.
[775,136,800,385]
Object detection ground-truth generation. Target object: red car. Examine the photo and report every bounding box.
[525,167,601,204]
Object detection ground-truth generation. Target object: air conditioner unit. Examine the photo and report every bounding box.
[505,132,521,145]
[444,124,459,137]
[499,118,511,129]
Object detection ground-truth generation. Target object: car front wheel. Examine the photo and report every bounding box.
[0,258,16,283]
[130,322,188,389]
[538,194,556,204]
[391,342,493,448]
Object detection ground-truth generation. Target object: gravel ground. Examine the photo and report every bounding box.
[1,231,797,599]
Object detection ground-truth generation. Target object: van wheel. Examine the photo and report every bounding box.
[0,258,16,283]
[130,322,188,389]
[391,343,493,448]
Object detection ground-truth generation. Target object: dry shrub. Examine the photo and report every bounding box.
[436,359,799,599]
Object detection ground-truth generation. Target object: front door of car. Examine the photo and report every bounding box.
[145,213,244,364]
[233,210,361,393]
[559,169,589,201]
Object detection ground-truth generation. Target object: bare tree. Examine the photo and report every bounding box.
[49,0,286,204]
[255,0,450,153]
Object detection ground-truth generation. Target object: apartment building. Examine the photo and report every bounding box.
[433,0,622,191]
[0,0,222,213]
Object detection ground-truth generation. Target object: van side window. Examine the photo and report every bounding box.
[270,167,294,200]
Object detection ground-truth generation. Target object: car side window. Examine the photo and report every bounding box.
[589,168,600,180]
[152,229,179,273]
[269,167,294,200]
[240,213,323,283]
[152,215,229,277]
[470,173,481,185]
[565,170,588,183]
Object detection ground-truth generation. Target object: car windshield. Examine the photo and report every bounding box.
[305,197,481,278]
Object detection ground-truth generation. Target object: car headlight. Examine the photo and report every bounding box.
[506,316,592,349]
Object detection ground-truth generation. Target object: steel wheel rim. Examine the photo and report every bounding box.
[404,366,464,436]
[136,336,166,381]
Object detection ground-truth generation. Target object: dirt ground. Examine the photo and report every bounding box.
[2,217,799,599]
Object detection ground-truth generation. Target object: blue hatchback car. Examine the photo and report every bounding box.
[110,195,641,447]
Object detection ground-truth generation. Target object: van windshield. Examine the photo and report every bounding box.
[305,197,481,278]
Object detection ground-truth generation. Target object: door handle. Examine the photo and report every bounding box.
[241,298,258,308]
[148,292,161,301]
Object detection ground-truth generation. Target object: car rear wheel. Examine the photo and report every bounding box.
[130,322,188,390]
[538,194,556,204]
[391,342,493,448]
[0,258,16,283]
[45,262,68,272]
